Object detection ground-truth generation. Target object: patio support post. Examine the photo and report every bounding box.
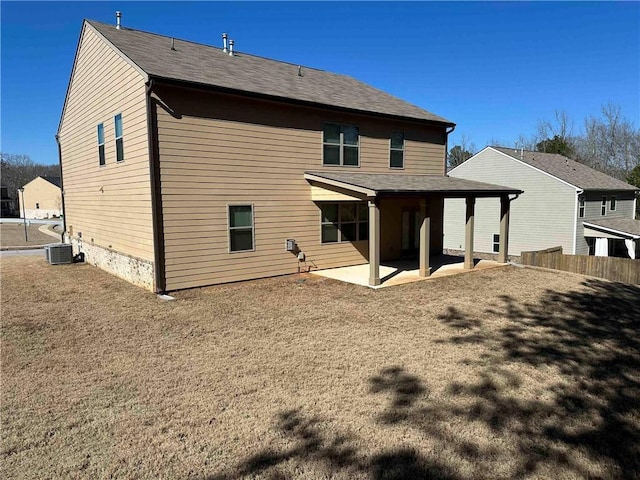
[368,199,380,286]
[419,198,431,277]
[498,195,510,263]
[464,196,475,269]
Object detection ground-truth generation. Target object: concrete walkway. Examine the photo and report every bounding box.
[312,255,508,288]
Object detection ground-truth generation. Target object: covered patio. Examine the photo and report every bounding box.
[305,171,522,287]
[584,218,640,259]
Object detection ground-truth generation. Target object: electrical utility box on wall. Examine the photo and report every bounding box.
[285,239,296,251]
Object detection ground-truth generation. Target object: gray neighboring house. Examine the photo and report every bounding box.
[444,146,640,259]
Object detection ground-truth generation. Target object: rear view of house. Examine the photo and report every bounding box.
[58,15,520,292]
[444,146,639,259]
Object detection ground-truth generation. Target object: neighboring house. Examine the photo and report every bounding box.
[57,17,520,292]
[444,146,640,259]
[21,176,63,219]
[1,185,17,217]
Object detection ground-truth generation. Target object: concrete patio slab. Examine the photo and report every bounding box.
[311,255,508,288]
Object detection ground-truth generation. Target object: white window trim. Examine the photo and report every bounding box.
[389,131,405,170]
[601,196,607,216]
[320,202,368,244]
[492,233,500,253]
[227,204,255,253]
[322,123,360,167]
[578,196,585,218]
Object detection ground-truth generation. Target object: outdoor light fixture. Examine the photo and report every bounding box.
[18,187,28,242]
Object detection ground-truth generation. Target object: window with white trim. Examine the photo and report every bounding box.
[320,202,368,243]
[578,196,585,218]
[601,196,607,216]
[228,205,254,252]
[610,196,617,211]
[492,234,500,253]
[389,132,404,169]
[97,123,105,166]
[323,123,359,166]
[114,113,124,162]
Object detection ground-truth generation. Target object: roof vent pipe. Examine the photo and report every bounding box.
[171,38,176,51]
[229,39,234,56]
[115,11,122,29]
[222,33,228,53]
[520,146,523,159]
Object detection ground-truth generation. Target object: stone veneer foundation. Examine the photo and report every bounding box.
[68,236,155,291]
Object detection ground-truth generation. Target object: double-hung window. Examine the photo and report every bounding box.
[389,132,404,169]
[492,234,500,253]
[97,123,105,166]
[321,202,368,243]
[323,123,359,166]
[114,113,124,162]
[578,196,585,218]
[610,196,617,211]
[228,205,254,252]
[601,196,607,216]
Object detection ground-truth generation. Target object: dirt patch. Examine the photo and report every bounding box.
[1,256,639,479]
[0,222,58,247]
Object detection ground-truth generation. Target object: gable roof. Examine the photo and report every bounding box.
[86,20,453,126]
[42,176,62,188]
[491,146,638,192]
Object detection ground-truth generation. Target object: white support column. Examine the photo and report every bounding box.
[498,195,510,264]
[419,198,431,277]
[464,196,475,270]
[368,199,380,286]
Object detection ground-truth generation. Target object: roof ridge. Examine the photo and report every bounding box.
[86,19,329,74]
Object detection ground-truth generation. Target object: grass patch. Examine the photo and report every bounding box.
[0,222,58,247]
[1,256,639,479]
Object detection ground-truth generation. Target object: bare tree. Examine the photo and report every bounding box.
[447,133,477,169]
[0,153,61,202]
[534,110,575,155]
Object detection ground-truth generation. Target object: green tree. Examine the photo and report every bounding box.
[535,135,575,157]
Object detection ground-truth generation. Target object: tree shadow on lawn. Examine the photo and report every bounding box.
[207,278,640,479]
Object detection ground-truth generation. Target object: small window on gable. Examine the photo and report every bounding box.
[97,123,105,166]
[578,196,585,218]
[114,113,124,162]
[390,132,404,169]
[610,196,617,211]
[36,203,40,209]
[601,196,607,216]
[492,234,500,253]
[228,205,254,252]
[323,123,359,166]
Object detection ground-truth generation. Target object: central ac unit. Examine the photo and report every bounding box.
[46,244,73,265]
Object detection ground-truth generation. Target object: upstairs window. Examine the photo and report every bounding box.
[601,196,607,216]
[323,123,359,166]
[114,113,124,162]
[610,196,617,211]
[389,132,405,169]
[97,123,105,166]
[578,196,585,218]
[320,202,368,243]
[228,205,254,252]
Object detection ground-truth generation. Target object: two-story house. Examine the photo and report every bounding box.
[21,176,62,219]
[444,146,640,259]
[57,17,521,292]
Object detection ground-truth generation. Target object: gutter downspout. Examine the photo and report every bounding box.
[572,188,584,254]
[54,134,66,243]
[444,125,456,175]
[146,79,167,293]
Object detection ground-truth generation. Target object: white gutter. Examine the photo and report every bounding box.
[572,189,584,254]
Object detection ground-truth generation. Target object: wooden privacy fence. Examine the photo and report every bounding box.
[521,246,640,284]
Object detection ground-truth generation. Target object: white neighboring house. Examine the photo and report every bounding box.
[444,146,640,259]
[21,176,63,220]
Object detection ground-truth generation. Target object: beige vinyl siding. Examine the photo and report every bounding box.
[155,86,445,290]
[22,177,62,215]
[575,190,637,254]
[58,24,153,261]
[444,148,577,256]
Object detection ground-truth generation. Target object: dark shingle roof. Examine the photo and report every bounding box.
[87,20,453,125]
[492,147,638,191]
[583,218,640,239]
[42,176,61,188]
[305,171,521,196]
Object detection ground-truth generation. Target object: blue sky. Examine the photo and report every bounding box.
[2,1,639,165]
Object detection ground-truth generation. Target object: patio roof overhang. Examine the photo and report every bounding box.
[583,219,640,240]
[304,171,523,199]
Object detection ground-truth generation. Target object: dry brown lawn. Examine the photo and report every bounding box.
[0,222,59,247]
[1,256,639,479]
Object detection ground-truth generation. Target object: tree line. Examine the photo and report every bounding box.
[1,153,61,203]
[447,103,640,187]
